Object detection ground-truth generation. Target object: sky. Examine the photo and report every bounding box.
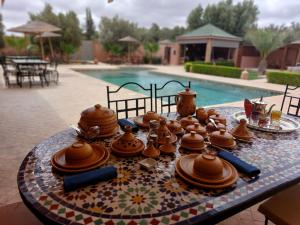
[1,0,300,33]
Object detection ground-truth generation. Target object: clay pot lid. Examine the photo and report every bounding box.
[112,126,145,152]
[231,119,254,139]
[159,136,176,154]
[180,115,199,127]
[80,104,115,121]
[181,131,205,150]
[178,87,196,96]
[167,120,182,133]
[186,123,207,136]
[157,119,177,144]
[193,153,224,179]
[206,120,226,132]
[143,111,160,123]
[143,140,160,158]
[210,129,235,148]
[209,114,227,125]
[53,142,106,169]
[207,109,218,116]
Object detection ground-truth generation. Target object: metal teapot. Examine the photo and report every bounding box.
[247,97,275,123]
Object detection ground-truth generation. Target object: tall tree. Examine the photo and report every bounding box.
[144,42,159,64]
[0,14,5,48]
[29,3,59,26]
[85,8,96,40]
[187,0,258,37]
[187,4,204,31]
[99,15,139,50]
[147,23,160,42]
[246,28,285,74]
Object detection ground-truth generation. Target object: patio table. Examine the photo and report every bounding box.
[11,59,48,65]
[17,106,300,225]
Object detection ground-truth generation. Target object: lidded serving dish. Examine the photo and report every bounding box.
[51,141,109,172]
[207,109,218,117]
[231,119,254,141]
[209,114,227,125]
[78,104,118,137]
[209,129,236,149]
[111,126,145,156]
[157,119,177,145]
[180,131,205,151]
[134,111,162,128]
[180,115,199,129]
[176,153,238,189]
[206,120,226,133]
[196,108,208,123]
[185,123,207,138]
[159,136,176,154]
[142,139,160,158]
[167,119,184,135]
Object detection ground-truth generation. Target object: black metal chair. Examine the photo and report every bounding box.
[107,82,153,119]
[0,56,17,87]
[280,84,300,117]
[46,59,59,84]
[154,80,191,114]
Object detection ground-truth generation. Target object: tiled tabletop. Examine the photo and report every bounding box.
[17,107,300,225]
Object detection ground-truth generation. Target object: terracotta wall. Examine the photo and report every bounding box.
[240,56,260,69]
[158,43,181,65]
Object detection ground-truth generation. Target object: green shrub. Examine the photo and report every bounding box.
[184,62,192,72]
[267,71,300,86]
[248,70,258,80]
[191,64,241,78]
[215,60,234,67]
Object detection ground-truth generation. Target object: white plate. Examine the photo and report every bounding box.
[232,111,300,133]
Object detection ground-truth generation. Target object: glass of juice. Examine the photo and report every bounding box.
[271,110,282,129]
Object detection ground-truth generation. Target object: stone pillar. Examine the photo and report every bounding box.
[280,46,288,70]
[205,39,212,63]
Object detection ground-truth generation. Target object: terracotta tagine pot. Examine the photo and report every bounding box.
[111,126,145,156]
[206,120,226,133]
[143,139,160,158]
[209,129,236,148]
[176,87,196,117]
[180,115,199,129]
[207,109,218,117]
[185,123,207,138]
[230,119,254,141]
[193,153,224,179]
[159,136,176,154]
[209,114,227,125]
[157,119,177,145]
[180,131,205,151]
[196,108,208,123]
[166,119,183,135]
[143,111,160,124]
[78,104,118,137]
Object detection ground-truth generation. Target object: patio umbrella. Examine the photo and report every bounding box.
[119,36,139,63]
[8,21,61,59]
[38,32,61,58]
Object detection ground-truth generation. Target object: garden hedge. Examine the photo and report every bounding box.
[267,71,300,86]
[190,64,242,78]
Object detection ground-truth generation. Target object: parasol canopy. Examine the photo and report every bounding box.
[8,21,61,58]
[119,36,139,63]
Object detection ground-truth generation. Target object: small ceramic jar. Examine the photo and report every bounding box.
[196,108,208,123]
[180,115,199,129]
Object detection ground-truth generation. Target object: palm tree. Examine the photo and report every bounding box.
[144,42,159,64]
[246,28,285,75]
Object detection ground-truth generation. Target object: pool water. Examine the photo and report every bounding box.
[80,68,280,107]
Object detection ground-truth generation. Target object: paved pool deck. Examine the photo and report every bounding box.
[0,63,286,225]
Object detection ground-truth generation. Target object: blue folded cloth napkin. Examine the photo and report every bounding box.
[217,150,260,177]
[63,166,117,192]
[118,119,139,132]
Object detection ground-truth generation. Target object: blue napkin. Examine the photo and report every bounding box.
[63,166,117,192]
[217,150,260,177]
[118,119,139,132]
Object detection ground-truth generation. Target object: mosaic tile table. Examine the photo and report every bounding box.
[18,107,300,225]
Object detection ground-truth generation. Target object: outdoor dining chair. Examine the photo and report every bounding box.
[0,56,17,87]
[107,82,153,119]
[280,84,300,117]
[46,59,59,84]
[154,80,191,114]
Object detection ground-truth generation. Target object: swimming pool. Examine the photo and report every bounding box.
[79,68,281,106]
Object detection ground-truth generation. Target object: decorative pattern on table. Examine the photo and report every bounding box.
[18,107,300,225]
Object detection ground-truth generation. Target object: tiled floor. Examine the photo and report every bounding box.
[0,64,288,224]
